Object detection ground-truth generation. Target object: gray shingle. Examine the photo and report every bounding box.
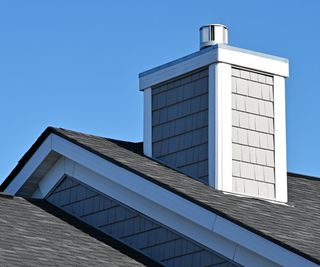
[0,194,148,267]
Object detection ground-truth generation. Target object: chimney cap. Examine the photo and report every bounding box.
[200,24,228,50]
[199,24,227,30]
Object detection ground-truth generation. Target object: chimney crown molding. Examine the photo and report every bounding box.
[139,44,289,91]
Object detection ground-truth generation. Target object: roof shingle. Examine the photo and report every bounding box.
[0,193,151,266]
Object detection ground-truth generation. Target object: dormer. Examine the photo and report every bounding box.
[139,24,289,202]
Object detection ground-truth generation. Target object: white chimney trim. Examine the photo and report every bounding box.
[208,63,232,191]
[274,76,288,202]
[139,44,288,90]
[143,87,152,157]
[139,47,218,90]
[208,65,216,188]
[217,46,288,79]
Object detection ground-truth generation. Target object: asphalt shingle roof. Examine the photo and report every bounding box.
[1,127,320,265]
[0,193,151,266]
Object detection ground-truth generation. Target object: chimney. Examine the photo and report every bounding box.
[139,25,289,202]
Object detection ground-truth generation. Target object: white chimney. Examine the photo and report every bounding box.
[139,25,289,203]
[200,24,228,49]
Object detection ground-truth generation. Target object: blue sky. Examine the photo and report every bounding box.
[0,0,319,183]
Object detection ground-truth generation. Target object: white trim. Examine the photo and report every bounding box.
[32,157,74,198]
[139,49,218,90]
[273,76,288,202]
[217,47,289,78]
[143,88,152,157]
[139,45,289,90]
[215,63,232,192]
[7,134,317,266]
[208,65,216,187]
[5,135,52,195]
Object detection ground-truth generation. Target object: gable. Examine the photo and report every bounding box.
[47,176,236,266]
[1,127,319,266]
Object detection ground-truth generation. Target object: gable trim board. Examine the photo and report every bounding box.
[139,44,289,91]
[0,128,318,266]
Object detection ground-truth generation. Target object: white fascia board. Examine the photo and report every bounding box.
[143,87,152,157]
[10,133,315,266]
[274,76,288,202]
[214,216,318,267]
[214,63,232,192]
[139,45,288,91]
[4,135,52,195]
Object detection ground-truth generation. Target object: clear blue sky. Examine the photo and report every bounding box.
[0,0,319,183]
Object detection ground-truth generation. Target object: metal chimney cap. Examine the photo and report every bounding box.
[199,24,228,50]
[199,24,227,30]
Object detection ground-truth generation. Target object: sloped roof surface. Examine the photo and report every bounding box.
[0,193,154,266]
[1,127,320,265]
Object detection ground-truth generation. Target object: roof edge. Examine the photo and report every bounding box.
[288,171,320,181]
[0,126,55,192]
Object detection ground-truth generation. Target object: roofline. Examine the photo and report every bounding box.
[287,171,320,181]
[0,127,54,192]
[0,127,143,192]
[1,127,319,265]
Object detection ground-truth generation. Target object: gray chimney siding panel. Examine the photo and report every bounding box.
[232,68,275,199]
[152,69,209,183]
[153,110,208,142]
[153,127,208,157]
[47,176,237,267]
[153,95,208,125]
